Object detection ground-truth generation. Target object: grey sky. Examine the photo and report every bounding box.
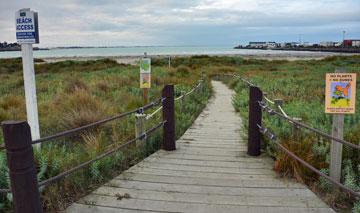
[1,0,359,47]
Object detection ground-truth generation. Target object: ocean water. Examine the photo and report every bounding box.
[0,45,342,58]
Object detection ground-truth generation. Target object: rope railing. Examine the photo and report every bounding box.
[145,80,204,120]
[277,105,289,118]
[257,124,360,198]
[31,97,164,146]
[258,101,360,150]
[0,120,166,194]
[219,73,360,149]
[0,84,178,212]
[263,95,275,105]
[146,106,163,120]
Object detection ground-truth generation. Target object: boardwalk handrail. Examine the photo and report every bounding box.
[219,73,359,149]
[258,101,360,150]
[0,83,182,212]
[38,121,165,188]
[146,80,204,120]
[217,73,360,198]
[257,123,360,198]
[0,121,165,194]
[32,97,164,145]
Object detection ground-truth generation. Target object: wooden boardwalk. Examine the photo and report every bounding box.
[67,81,334,213]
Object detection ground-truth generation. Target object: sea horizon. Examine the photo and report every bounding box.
[0,45,355,59]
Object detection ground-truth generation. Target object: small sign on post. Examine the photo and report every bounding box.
[325,71,356,182]
[325,73,356,114]
[140,53,151,104]
[15,8,41,150]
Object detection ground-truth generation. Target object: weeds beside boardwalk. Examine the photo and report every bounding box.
[0,58,211,211]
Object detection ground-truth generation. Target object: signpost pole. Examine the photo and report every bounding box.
[329,68,345,182]
[329,113,344,182]
[21,43,41,149]
[15,8,41,150]
[143,88,149,104]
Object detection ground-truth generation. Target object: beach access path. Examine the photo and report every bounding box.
[66,81,334,213]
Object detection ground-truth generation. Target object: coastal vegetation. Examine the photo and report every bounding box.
[0,58,211,211]
[1,55,360,211]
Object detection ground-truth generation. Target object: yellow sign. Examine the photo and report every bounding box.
[325,73,356,114]
[140,73,151,88]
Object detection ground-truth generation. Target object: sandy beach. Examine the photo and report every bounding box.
[40,51,360,65]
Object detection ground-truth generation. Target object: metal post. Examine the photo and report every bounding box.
[248,86,263,156]
[168,56,171,68]
[21,43,41,150]
[2,121,42,213]
[135,113,146,147]
[162,85,176,151]
[180,91,186,112]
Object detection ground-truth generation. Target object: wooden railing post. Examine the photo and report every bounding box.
[162,85,176,151]
[1,121,42,213]
[180,90,186,112]
[135,113,146,147]
[248,86,263,156]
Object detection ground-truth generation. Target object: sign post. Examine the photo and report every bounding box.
[325,70,356,182]
[15,8,41,150]
[140,52,151,104]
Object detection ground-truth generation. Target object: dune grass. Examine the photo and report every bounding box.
[0,58,211,211]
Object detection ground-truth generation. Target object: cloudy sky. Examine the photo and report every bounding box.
[1,0,360,47]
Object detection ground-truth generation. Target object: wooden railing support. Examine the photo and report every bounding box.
[248,86,263,156]
[162,85,176,151]
[135,113,146,147]
[2,121,43,213]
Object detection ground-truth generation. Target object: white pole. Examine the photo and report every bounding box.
[21,43,41,149]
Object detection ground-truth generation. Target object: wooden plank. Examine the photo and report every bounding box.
[115,172,304,188]
[91,186,327,208]
[130,162,275,175]
[123,167,279,180]
[74,194,334,213]
[105,179,315,197]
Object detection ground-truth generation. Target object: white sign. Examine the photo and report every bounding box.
[15,8,39,44]
[140,58,151,73]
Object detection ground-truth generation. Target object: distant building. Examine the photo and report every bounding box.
[0,42,20,51]
[248,41,278,49]
[343,39,360,47]
[319,41,337,47]
[280,42,300,47]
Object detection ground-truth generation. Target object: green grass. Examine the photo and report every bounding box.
[0,58,211,211]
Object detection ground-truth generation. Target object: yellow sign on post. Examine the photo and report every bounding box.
[325,73,356,114]
[140,58,151,88]
[140,73,151,88]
